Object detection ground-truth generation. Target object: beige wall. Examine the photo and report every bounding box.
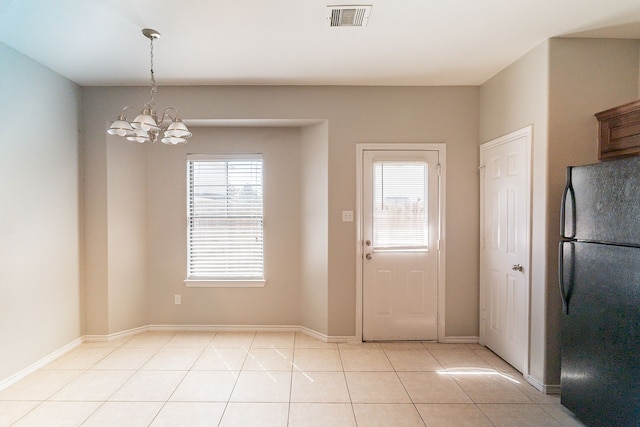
[83,94,151,335]
[479,41,550,385]
[0,42,82,382]
[106,138,149,333]
[82,85,480,338]
[300,122,329,335]
[146,126,303,326]
[479,37,640,388]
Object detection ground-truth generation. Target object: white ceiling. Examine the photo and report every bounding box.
[1,0,640,87]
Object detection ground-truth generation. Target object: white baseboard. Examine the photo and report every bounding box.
[297,326,329,342]
[150,324,356,344]
[0,337,83,391]
[149,324,300,333]
[525,374,561,395]
[544,384,561,395]
[441,336,480,344]
[83,324,355,344]
[84,325,150,342]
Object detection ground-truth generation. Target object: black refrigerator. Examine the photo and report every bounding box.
[559,156,640,427]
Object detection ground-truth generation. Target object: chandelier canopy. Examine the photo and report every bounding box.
[107,28,192,145]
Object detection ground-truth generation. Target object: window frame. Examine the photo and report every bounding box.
[184,153,266,288]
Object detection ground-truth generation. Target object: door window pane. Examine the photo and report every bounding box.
[372,161,428,250]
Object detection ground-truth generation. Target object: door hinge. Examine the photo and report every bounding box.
[436,163,441,176]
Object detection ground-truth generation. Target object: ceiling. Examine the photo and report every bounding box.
[1,0,640,87]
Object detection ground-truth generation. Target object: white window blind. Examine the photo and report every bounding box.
[187,155,264,280]
[372,161,428,250]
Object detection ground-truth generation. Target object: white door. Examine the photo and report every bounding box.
[362,150,440,341]
[480,127,531,373]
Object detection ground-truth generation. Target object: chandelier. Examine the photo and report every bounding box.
[107,28,192,145]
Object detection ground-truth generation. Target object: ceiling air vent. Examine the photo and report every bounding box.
[326,5,372,27]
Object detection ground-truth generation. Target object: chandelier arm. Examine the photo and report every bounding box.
[159,107,181,124]
[119,105,140,120]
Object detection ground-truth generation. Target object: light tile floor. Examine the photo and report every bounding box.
[0,331,586,426]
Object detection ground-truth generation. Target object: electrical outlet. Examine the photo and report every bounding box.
[342,210,354,222]
[174,294,181,305]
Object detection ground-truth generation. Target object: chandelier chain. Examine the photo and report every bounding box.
[149,36,156,106]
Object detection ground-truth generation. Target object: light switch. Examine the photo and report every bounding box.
[342,211,354,222]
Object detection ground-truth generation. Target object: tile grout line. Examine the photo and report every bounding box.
[336,343,359,426]
[145,331,216,426]
[382,344,428,426]
[77,331,155,426]
[216,331,255,427]
[105,331,177,426]
[285,333,297,427]
[60,333,140,426]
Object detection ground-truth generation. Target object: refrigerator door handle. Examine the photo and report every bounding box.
[560,167,576,239]
[558,241,575,315]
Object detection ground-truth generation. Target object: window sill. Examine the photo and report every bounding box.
[184,279,266,288]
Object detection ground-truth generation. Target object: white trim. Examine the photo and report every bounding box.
[296,326,353,343]
[525,374,561,395]
[298,326,330,342]
[149,324,356,343]
[479,125,533,378]
[184,280,266,288]
[187,153,263,161]
[440,336,480,344]
[149,324,300,333]
[437,147,447,342]
[83,325,150,342]
[0,337,83,391]
[355,143,447,342]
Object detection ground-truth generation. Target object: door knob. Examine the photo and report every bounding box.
[511,264,524,272]
[365,253,372,260]
[365,240,372,246]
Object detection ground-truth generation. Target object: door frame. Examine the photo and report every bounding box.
[479,126,532,376]
[355,143,446,342]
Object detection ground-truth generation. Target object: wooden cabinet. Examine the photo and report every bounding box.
[595,99,640,160]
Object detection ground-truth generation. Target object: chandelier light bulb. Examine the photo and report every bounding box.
[127,129,151,143]
[132,112,159,132]
[161,136,187,145]
[165,119,192,138]
[107,116,134,137]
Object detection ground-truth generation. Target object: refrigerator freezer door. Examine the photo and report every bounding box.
[560,241,640,427]
[562,156,640,246]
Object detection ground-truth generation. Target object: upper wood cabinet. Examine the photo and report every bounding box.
[596,99,640,160]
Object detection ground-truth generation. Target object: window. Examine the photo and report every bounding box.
[372,161,428,250]
[186,154,264,286]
